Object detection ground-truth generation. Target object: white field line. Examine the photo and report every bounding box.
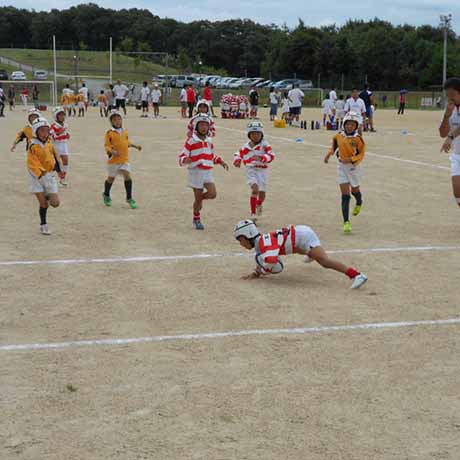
[1,318,460,352]
[217,125,450,171]
[1,245,460,267]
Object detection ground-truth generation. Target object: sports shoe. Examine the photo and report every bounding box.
[127,198,138,209]
[256,204,263,216]
[351,273,368,289]
[250,213,258,222]
[353,205,362,216]
[40,224,51,235]
[193,220,205,230]
[343,221,352,234]
[60,178,68,186]
[102,193,112,207]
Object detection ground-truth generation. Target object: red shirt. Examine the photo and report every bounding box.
[204,87,212,101]
[186,87,196,103]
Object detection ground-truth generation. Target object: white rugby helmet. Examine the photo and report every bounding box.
[247,120,264,138]
[32,117,51,136]
[53,106,66,121]
[108,109,123,124]
[343,111,361,128]
[27,107,41,123]
[196,99,210,112]
[234,219,260,240]
[193,114,211,132]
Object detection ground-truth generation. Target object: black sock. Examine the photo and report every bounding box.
[124,180,133,200]
[104,180,113,197]
[39,206,48,225]
[352,191,362,206]
[341,194,351,222]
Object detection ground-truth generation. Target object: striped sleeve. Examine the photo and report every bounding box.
[261,143,275,163]
[179,140,192,166]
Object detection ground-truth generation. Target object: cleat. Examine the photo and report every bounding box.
[59,178,68,186]
[256,204,263,216]
[193,220,205,230]
[127,198,138,209]
[40,224,51,235]
[351,273,368,289]
[343,221,352,234]
[102,193,112,207]
[353,205,362,216]
[250,213,258,222]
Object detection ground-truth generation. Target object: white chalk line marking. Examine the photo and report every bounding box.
[1,318,460,352]
[217,125,450,171]
[1,245,460,267]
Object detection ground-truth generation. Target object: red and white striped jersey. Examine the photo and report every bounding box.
[254,226,297,274]
[233,140,274,168]
[187,115,216,139]
[50,122,70,142]
[179,134,223,170]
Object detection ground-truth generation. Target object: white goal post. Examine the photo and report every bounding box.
[3,80,56,107]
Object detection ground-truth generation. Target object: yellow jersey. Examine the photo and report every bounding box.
[27,139,58,177]
[104,128,133,164]
[15,125,33,150]
[329,132,365,165]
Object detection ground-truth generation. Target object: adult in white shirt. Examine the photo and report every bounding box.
[344,89,366,127]
[180,86,187,118]
[322,97,335,126]
[113,79,129,115]
[329,88,338,104]
[79,83,89,109]
[140,81,151,118]
[288,84,304,122]
[439,77,460,207]
[151,84,162,118]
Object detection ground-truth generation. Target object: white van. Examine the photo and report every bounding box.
[172,75,197,88]
[34,70,48,80]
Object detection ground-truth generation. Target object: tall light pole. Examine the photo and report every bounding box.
[440,13,452,100]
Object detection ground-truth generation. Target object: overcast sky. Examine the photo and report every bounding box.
[6,0,460,33]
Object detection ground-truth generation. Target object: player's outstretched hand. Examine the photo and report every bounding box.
[183,157,193,165]
[10,145,16,152]
[136,145,142,151]
[324,154,330,164]
[241,272,261,280]
[441,138,453,153]
[221,161,229,171]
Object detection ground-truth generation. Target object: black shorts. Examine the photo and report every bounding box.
[141,100,148,108]
[290,106,301,115]
[115,99,126,109]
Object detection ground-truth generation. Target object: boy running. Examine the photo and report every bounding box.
[10,108,41,152]
[234,220,368,288]
[186,100,216,138]
[50,107,71,186]
[324,112,366,234]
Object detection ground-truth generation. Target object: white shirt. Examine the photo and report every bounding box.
[344,97,366,116]
[448,106,460,155]
[79,87,88,98]
[335,100,345,113]
[269,92,279,105]
[113,84,128,100]
[140,86,151,101]
[329,90,337,103]
[62,88,73,96]
[288,88,304,107]
[151,89,162,103]
[180,88,187,102]
[322,99,335,114]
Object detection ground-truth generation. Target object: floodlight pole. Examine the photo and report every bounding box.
[53,35,57,107]
[440,14,452,107]
[109,37,113,84]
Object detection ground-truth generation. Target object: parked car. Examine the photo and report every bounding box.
[0,69,8,80]
[33,69,48,80]
[228,78,249,89]
[171,75,197,88]
[273,79,314,90]
[255,80,273,88]
[11,71,26,81]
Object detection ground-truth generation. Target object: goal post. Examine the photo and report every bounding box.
[4,80,56,108]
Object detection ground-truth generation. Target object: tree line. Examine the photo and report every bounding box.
[1,3,459,89]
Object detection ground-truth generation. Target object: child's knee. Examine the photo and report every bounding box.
[208,190,217,199]
[50,199,60,208]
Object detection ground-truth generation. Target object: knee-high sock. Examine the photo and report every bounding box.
[39,206,48,225]
[124,180,133,200]
[341,194,351,222]
[352,191,362,206]
[104,180,113,197]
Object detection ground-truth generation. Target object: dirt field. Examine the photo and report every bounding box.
[1,105,460,460]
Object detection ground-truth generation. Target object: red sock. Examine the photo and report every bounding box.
[250,196,257,214]
[345,268,360,279]
[257,197,264,206]
[193,212,200,221]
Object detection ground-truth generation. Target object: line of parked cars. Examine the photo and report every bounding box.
[0,69,49,81]
[152,74,314,90]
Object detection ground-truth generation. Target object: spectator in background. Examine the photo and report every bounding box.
[140,81,151,118]
[249,85,259,118]
[8,85,15,111]
[281,91,290,120]
[359,84,376,132]
[398,90,406,115]
[113,79,128,115]
[180,84,188,118]
[21,86,29,110]
[288,83,304,123]
[79,83,89,110]
[186,84,196,118]
[329,87,338,105]
[203,81,215,117]
[0,84,5,117]
[382,94,388,107]
[151,83,162,118]
[269,87,280,121]
[107,84,115,111]
[32,84,40,109]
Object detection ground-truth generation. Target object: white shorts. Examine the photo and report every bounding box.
[337,110,345,119]
[450,154,460,177]
[107,163,131,178]
[78,102,85,109]
[29,171,58,194]
[246,167,269,191]
[54,141,70,156]
[188,168,214,189]
[338,162,362,187]
[98,102,107,108]
[295,225,321,252]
